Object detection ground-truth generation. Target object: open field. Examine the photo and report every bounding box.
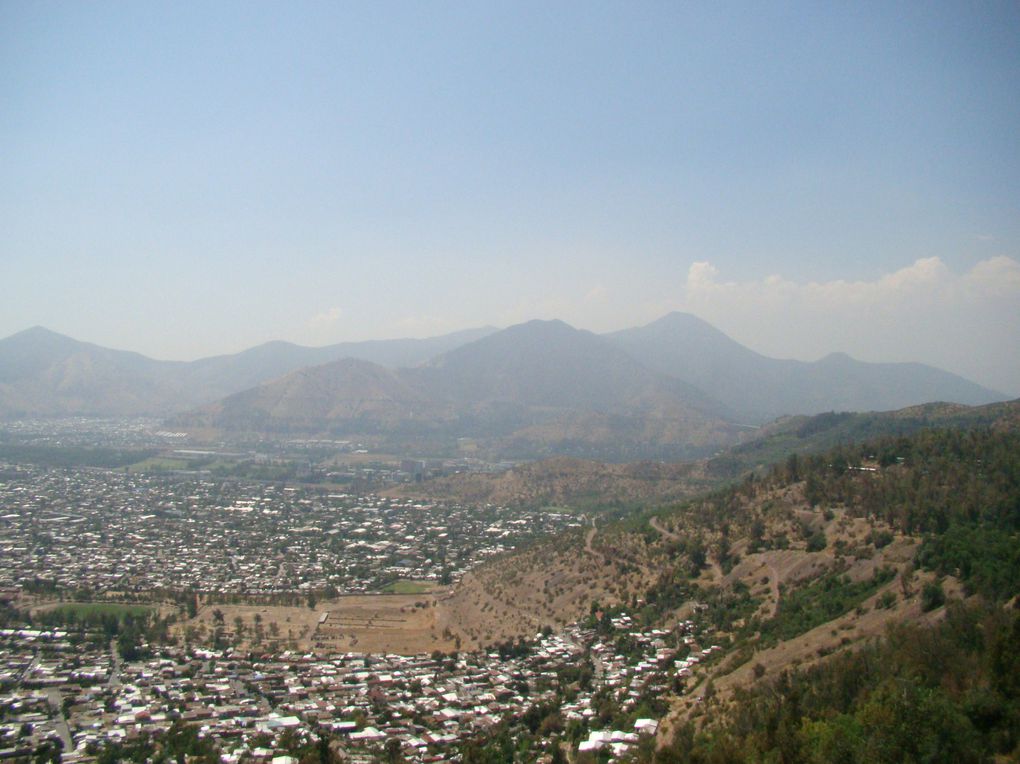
[178,592,460,655]
[382,580,437,595]
[328,451,400,464]
[126,456,190,472]
[316,594,458,653]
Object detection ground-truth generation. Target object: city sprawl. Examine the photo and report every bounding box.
[0,453,728,763]
[0,467,576,596]
[1,614,724,762]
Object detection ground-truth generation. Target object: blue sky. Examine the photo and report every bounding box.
[2,2,1019,393]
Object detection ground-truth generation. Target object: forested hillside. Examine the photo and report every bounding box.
[645,425,1020,763]
[706,399,1020,479]
[657,602,1019,763]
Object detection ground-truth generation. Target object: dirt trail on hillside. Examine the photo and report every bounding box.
[649,516,680,541]
[584,516,599,554]
[650,515,725,582]
[764,561,780,617]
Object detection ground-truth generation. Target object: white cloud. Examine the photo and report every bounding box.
[307,306,343,329]
[964,255,1020,296]
[680,256,1020,395]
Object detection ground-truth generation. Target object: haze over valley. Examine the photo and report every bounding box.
[3,2,1020,762]
[0,314,1005,463]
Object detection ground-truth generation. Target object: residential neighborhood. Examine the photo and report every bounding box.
[1,612,719,762]
[0,416,737,762]
[0,465,580,598]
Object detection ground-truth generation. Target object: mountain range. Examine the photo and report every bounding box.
[181,320,740,460]
[0,325,496,417]
[0,315,1005,459]
[607,312,1002,422]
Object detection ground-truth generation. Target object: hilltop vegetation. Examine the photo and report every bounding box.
[706,398,1020,479]
[391,399,1020,514]
[658,601,1020,763]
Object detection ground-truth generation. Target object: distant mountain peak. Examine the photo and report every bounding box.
[505,318,577,334]
[5,325,76,343]
[605,312,1005,422]
[651,311,713,327]
[818,351,854,363]
[0,325,500,418]
[614,311,745,342]
[19,325,57,335]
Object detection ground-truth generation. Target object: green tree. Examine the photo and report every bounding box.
[921,581,945,612]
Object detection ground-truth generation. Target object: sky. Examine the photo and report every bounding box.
[2,2,1019,394]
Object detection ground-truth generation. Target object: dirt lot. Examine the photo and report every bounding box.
[315,594,458,654]
[179,592,460,655]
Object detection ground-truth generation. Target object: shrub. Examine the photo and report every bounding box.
[868,529,894,549]
[807,530,827,552]
[921,581,945,612]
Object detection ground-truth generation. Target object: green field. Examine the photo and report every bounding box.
[0,445,157,469]
[127,456,191,472]
[382,580,435,595]
[43,602,153,620]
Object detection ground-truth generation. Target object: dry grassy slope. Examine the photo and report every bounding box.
[387,455,712,508]
[655,480,930,624]
[429,475,958,747]
[502,408,740,455]
[650,482,968,745]
[436,526,661,649]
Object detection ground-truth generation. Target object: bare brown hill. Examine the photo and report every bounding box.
[191,358,452,432]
